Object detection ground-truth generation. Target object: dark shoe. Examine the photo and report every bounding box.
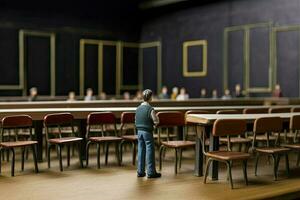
[147,173,161,178]
[137,172,146,177]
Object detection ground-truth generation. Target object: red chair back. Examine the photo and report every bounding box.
[290,115,300,131]
[213,119,247,137]
[269,107,291,113]
[253,117,282,133]
[2,115,33,128]
[157,111,185,127]
[291,107,300,112]
[44,113,73,126]
[87,112,116,125]
[121,112,135,124]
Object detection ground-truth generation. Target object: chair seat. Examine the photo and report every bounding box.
[248,135,277,141]
[0,140,37,148]
[220,137,252,144]
[48,137,83,144]
[206,151,250,160]
[161,141,195,148]
[122,135,138,141]
[89,136,122,142]
[281,143,300,149]
[255,147,290,154]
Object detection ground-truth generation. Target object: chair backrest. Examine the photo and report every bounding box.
[87,112,116,125]
[243,108,269,114]
[253,117,282,133]
[1,115,34,141]
[2,115,33,128]
[44,113,74,127]
[291,107,300,113]
[216,110,240,114]
[290,115,300,131]
[157,111,185,127]
[212,119,247,137]
[120,112,136,135]
[269,107,291,113]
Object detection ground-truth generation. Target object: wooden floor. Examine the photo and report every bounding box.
[1,148,300,200]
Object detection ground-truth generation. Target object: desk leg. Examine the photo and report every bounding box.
[209,134,219,180]
[34,120,43,162]
[79,119,87,160]
[194,136,203,176]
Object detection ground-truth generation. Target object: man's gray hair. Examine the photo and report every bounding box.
[143,89,153,101]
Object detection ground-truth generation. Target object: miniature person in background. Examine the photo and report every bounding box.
[200,88,207,98]
[272,84,283,97]
[135,89,161,178]
[170,87,179,100]
[212,89,218,99]
[134,90,143,101]
[67,91,76,102]
[28,87,38,101]
[99,92,107,100]
[176,87,189,100]
[158,86,169,99]
[123,91,131,100]
[84,88,96,101]
[233,84,245,98]
[222,89,232,100]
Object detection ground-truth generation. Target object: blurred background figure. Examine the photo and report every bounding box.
[67,91,76,102]
[200,88,207,98]
[28,87,38,101]
[84,88,96,101]
[171,87,179,100]
[133,90,143,101]
[176,87,189,100]
[158,86,169,99]
[233,84,244,98]
[222,89,232,100]
[123,91,131,100]
[272,84,283,97]
[212,89,218,99]
[99,92,107,100]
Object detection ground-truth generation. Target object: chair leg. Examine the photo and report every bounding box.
[105,143,109,165]
[21,147,25,171]
[179,148,183,169]
[255,153,259,176]
[78,142,83,168]
[175,148,178,174]
[226,161,234,189]
[97,143,101,169]
[67,144,71,167]
[271,154,278,181]
[203,158,212,184]
[86,141,91,167]
[132,142,137,166]
[285,153,290,176]
[58,145,63,172]
[242,160,248,185]
[32,144,39,173]
[47,145,51,168]
[11,148,15,177]
[115,142,121,166]
[159,145,164,171]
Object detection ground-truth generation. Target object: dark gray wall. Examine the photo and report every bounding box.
[140,0,300,97]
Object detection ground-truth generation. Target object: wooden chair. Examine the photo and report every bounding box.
[292,107,300,113]
[44,113,83,171]
[203,119,250,189]
[281,115,300,166]
[85,112,122,168]
[217,110,251,152]
[252,117,290,180]
[158,111,195,174]
[0,115,38,176]
[119,112,138,165]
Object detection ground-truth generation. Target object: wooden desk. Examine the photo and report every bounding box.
[186,113,300,180]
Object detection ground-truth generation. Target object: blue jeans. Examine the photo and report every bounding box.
[137,130,157,175]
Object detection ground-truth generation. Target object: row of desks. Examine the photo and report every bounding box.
[186,113,299,180]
